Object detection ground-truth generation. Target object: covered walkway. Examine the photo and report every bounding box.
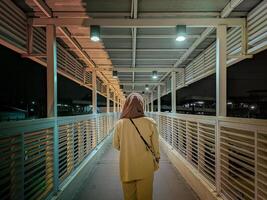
[1,0,267,200]
[74,139,197,200]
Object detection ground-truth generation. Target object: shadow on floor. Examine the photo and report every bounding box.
[74,142,198,200]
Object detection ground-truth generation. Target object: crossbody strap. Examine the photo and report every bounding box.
[129,118,156,158]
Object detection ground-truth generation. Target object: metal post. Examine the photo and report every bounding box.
[215,24,227,195]
[46,25,57,118]
[46,24,59,194]
[113,92,116,113]
[216,25,227,117]
[157,85,161,112]
[151,92,154,112]
[106,86,110,113]
[171,71,176,113]
[92,69,97,114]
[144,97,147,112]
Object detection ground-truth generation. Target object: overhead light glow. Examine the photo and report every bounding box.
[176,25,187,42]
[145,85,149,91]
[90,25,100,42]
[152,71,158,79]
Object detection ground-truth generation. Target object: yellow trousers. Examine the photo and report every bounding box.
[121,175,154,200]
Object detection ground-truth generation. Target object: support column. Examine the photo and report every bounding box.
[157,85,161,112]
[46,24,59,194]
[92,69,97,114]
[216,25,227,117]
[46,25,57,117]
[106,86,110,113]
[151,92,154,112]
[113,92,116,113]
[171,71,176,113]
[144,97,147,112]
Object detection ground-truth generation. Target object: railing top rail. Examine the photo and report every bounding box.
[0,112,119,137]
[148,112,267,127]
[149,112,217,122]
[218,116,267,127]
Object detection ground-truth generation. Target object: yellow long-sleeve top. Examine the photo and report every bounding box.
[113,117,160,182]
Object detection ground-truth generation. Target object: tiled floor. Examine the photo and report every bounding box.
[75,142,198,200]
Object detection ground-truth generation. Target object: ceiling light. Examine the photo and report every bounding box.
[145,85,149,91]
[176,25,186,42]
[152,71,158,79]
[112,70,118,78]
[90,25,100,42]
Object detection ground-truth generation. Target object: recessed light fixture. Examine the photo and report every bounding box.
[90,25,100,42]
[145,85,149,91]
[176,25,186,42]
[152,71,158,79]
[112,70,118,78]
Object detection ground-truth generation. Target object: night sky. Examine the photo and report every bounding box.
[1,44,267,115]
[161,49,267,105]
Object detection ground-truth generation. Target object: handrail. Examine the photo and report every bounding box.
[147,112,267,200]
[0,112,120,200]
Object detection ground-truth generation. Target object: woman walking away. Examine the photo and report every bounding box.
[113,92,160,200]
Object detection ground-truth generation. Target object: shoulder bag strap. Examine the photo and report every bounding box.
[129,118,156,158]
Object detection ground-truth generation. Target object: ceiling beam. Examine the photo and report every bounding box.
[131,0,138,89]
[68,48,204,52]
[32,11,247,18]
[60,34,216,39]
[31,18,245,28]
[113,67,183,72]
[120,82,165,86]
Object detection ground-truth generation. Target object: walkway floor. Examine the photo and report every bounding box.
[74,142,198,200]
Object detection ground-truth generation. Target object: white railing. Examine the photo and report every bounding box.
[0,113,120,200]
[147,112,267,200]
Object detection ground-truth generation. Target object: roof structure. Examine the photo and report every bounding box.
[1,0,267,101]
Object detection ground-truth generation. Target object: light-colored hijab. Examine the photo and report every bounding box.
[120,93,145,119]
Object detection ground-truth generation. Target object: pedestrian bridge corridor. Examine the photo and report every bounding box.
[1,112,266,200]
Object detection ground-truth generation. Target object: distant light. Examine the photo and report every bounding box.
[30,108,34,112]
[32,101,35,105]
[176,25,187,42]
[197,101,204,105]
[227,102,233,105]
[90,25,100,42]
[250,105,256,110]
[152,71,158,79]
[112,71,118,78]
[145,84,149,91]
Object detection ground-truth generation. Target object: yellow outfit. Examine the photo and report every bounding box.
[113,117,160,200]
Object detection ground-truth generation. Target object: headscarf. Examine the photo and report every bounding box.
[120,92,145,119]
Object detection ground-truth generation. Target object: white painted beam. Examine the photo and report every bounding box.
[31,18,245,27]
[113,67,183,72]
[46,24,57,117]
[158,85,161,112]
[33,11,247,18]
[106,85,110,113]
[92,69,97,114]
[121,82,165,86]
[216,25,227,117]
[171,71,176,113]
[151,92,154,112]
